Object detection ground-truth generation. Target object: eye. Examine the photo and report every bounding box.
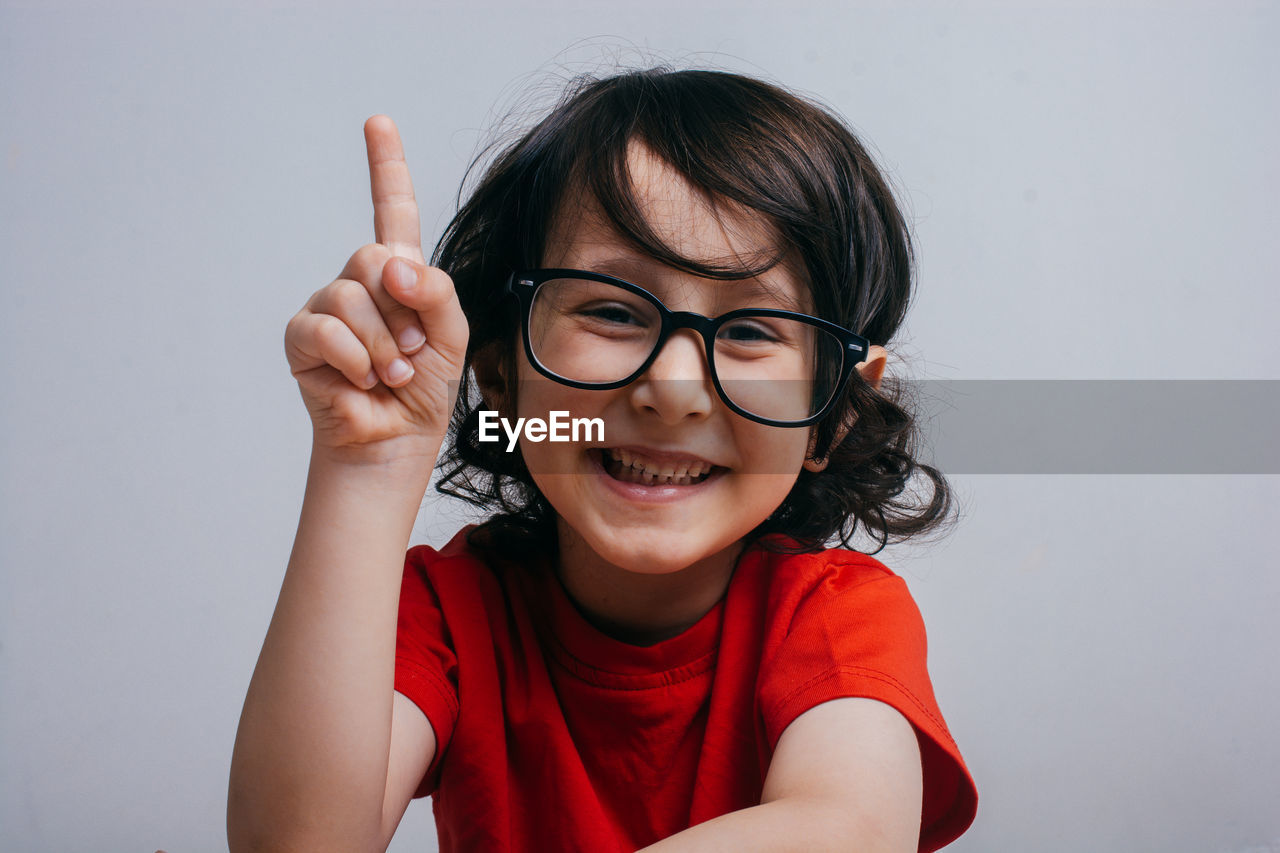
[578,301,644,326]
[719,318,781,344]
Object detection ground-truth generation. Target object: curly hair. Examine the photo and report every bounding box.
[429,66,953,558]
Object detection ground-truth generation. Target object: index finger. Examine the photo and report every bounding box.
[364,115,425,264]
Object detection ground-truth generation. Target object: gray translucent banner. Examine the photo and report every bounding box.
[462,380,1279,475]
[916,380,1279,474]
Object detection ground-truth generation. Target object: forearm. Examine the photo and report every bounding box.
[636,798,869,853]
[227,445,436,852]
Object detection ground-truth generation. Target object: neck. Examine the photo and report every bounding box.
[552,523,743,646]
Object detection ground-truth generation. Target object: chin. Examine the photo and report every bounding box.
[589,525,738,576]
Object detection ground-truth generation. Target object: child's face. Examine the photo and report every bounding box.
[512,142,813,577]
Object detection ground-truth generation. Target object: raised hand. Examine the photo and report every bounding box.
[284,116,469,463]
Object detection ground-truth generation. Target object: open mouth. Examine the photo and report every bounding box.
[596,448,724,486]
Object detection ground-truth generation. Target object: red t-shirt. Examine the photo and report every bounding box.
[394,526,977,852]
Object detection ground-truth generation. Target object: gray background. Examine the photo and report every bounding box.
[3,1,1278,851]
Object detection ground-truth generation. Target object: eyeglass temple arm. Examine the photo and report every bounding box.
[485,271,517,305]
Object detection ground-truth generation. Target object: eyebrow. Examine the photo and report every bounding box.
[583,256,810,314]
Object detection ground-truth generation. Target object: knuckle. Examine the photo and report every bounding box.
[330,278,370,311]
[372,328,404,363]
[349,242,391,280]
[353,242,390,265]
[284,310,306,343]
[313,314,350,351]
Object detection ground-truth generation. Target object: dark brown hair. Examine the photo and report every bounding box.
[431,66,953,556]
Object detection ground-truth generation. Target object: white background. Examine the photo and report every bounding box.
[2,1,1278,851]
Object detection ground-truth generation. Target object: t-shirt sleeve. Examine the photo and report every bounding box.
[757,561,977,853]
[394,545,460,799]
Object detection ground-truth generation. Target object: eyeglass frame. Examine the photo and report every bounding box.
[503,268,870,428]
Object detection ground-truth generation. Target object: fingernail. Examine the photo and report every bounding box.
[398,326,426,351]
[387,358,413,383]
[392,259,417,289]
[364,368,379,388]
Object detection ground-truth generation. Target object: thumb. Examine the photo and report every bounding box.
[382,256,469,365]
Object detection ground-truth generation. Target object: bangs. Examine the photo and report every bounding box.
[566,135,791,283]
[515,70,836,288]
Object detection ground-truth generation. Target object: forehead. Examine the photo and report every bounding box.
[542,141,810,312]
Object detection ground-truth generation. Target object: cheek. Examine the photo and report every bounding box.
[746,426,811,474]
[724,426,809,518]
[514,342,590,416]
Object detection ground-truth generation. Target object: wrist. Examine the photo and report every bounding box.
[310,435,442,473]
[307,440,441,495]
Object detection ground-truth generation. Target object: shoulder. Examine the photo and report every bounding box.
[753,545,934,732]
[753,544,927,684]
[404,524,488,572]
[405,522,553,582]
[399,523,552,640]
[757,541,903,590]
[750,543,978,851]
[402,524,506,597]
[752,543,921,638]
[395,526,521,732]
[397,526,514,654]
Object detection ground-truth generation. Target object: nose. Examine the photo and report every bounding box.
[628,329,717,424]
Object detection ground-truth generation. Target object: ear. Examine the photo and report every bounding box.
[803,345,889,473]
[471,341,509,413]
[804,420,843,473]
[855,344,888,391]
[802,443,830,473]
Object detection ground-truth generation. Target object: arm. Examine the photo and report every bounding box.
[227,452,438,853]
[635,698,923,853]
[228,116,467,853]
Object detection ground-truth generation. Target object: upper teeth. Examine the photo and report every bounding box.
[607,448,709,479]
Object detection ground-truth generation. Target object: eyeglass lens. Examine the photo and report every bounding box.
[528,276,846,422]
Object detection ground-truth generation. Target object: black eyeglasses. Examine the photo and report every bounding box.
[504,269,869,427]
